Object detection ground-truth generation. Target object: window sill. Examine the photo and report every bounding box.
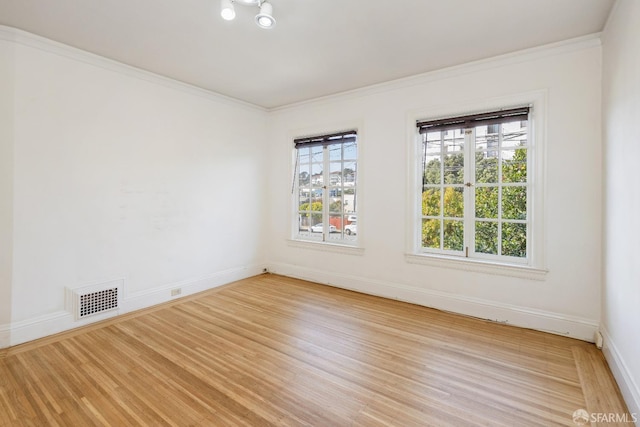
[287,239,365,256]
[404,253,547,281]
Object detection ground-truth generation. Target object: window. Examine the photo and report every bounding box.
[294,131,357,245]
[417,107,531,263]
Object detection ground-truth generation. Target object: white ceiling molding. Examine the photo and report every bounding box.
[0,25,602,114]
[269,33,602,113]
[0,25,266,113]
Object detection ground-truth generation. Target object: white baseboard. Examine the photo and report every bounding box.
[1,264,264,348]
[268,262,599,342]
[0,325,9,349]
[123,264,264,313]
[600,327,640,422]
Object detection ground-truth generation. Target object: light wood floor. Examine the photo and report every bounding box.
[0,274,630,426]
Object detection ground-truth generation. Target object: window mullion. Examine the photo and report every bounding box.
[527,132,533,262]
[322,145,329,241]
[440,132,445,250]
[465,128,475,257]
[295,149,301,235]
[497,127,503,256]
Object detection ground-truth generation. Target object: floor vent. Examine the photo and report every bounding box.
[66,280,123,321]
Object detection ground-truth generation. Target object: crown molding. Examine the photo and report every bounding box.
[0,25,602,115]
[0,25,266,113]
[270,33,603,113]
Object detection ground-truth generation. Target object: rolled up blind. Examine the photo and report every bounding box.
[417,107,530,134]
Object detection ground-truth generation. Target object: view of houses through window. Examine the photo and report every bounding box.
[294,131,357,244]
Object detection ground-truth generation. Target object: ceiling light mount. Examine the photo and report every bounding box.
[220,0,276,29]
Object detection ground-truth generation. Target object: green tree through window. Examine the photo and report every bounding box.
[420,117,529,260]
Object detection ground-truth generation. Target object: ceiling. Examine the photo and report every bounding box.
[0,0,616,109]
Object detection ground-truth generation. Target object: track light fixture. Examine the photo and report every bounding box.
[220,0,276,29]
[255,2,275,29]
[220,0,236,20]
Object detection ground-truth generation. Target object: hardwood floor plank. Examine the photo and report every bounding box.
[572,345,632,426]
[0,274,630,426]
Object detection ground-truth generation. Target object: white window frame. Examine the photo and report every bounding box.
[405,93,548,280]
[290,129,361,252]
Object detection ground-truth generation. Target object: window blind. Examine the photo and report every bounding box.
[416,107,530,134]
[294,130,357,148]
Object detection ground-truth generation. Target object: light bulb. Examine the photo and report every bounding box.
[258,16,273,27]
[221,0,236,20]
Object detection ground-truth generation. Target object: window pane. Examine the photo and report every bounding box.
[310,213,322,227]
[475,186,498,219]
[475,221,498,255]
[444,136,464,184]
[475,125,500,151]
[298,212,312,232]
[329,162,342,185]
[298,187,312,207]
[422,219,440,249]
[327,215,343,240]
[502,121,527,148]
[344,215,357,239]
[476,152,498,184]
[329,196,343,213]
[502,223,527,258]
[343,141,357,160]
[299,147,311,164]
[476,125,499,152]
[502,186,527,220]
[310,187,323,203]
[443,187,464,218]
[475,125,488,149]
[444,153,464,184]
[344,189,356,214]
[311,163,323,186]
[424,155,441,185]
[328,143,342,161]
[343,161,356,185]
[443,220,464,251]
[424,129,441,168]
[310,145,323,163]
[502,148,527,183]
[298,163,310,186]
[426,130,442,143]
[422,189,441,217]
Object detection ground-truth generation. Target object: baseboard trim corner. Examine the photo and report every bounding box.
[600,327,640,419]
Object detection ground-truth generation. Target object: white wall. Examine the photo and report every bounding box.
[1,28,268,346]
[602,0,640,417]
[266,38,603,341]
[0,39,15,348]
